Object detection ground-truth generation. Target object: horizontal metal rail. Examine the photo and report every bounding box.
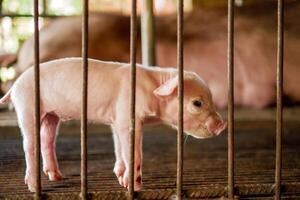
[0,13,73,18]
[2,183,300,199]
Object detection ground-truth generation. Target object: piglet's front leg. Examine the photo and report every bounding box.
[113,120,143,191]
[111,126,126,185]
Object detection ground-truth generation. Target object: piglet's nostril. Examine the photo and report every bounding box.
[204,114,227,135]
[215,122,227,135]
[205,120,225,136]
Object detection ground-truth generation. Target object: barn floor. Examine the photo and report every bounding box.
[0,110,300,200]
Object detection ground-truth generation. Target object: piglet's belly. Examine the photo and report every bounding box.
[46,104,113,125]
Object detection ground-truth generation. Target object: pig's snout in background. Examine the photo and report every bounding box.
[204,112,227,136]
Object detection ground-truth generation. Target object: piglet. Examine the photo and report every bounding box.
[0,57,227,192]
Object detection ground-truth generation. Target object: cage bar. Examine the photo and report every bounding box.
[275,0,284,199]
[33,0,41,199]
[80,0,89,199]
[0,14,68,18]
[141,0,156,66]
[0,0,3,15]
[176,0,184,199]
[0,0,3,49]
[227,0,235,199]
[42,0,48,15]
[129,0,137,199]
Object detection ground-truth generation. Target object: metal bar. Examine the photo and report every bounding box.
[0,13,71,18]
[80,0,89,199]
[33,0,41,199]
[0,0,3,15]
[0,0,3,50]
[275,0,284,199]
[227,0,235,199]
[42,0,48,15]
[141,0,156,66]
[3,182,300,199]
[129,0,137,199]
[177,0,184,199]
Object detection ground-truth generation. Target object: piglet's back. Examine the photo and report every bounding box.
[11,58,125,120]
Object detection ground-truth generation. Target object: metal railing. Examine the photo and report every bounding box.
[227,0,235,198]
[80,0,89,199]
[28,0,285,199]
[275,0,284,199]
[176,1,184,200]
[129,0,137,198]
[33,0,41,199]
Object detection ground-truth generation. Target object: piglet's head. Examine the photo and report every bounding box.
[154,72,227,139]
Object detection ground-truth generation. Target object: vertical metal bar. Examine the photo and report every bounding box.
[81,0,88,199]
[227,0,235,199]
[0,0,3,15]
[33,0,41,199]
[275,0,284,199]
[42,0,47,15]
[141,0,156,66]
[129,0,137,199]
[0,0,3,49]
[177,0,184,199]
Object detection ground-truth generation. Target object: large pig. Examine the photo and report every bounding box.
[2,3,300,108]
[0,58,227,192]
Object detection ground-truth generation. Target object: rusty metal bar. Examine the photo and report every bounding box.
[177,0,184,199]
[129,0,137,199]
[141,0,156,66]
[275,0,284,199]
[80,0,89,199]
[33,0,41,199]
[227,0,235,199]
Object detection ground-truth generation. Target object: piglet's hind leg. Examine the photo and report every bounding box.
[16,109,37,192]
[41,113,62,181]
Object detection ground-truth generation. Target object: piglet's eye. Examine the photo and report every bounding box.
[193,100,203,108]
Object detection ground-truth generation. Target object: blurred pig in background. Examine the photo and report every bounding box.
[1,2,300,109]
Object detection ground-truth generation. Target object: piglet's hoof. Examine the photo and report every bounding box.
[134,176,142,191]
[48,171,62,181]
[43,168,62,181]
[122,171,142,191]
[114,161,126,186]
[113,161,126,177]
[25,174,37,193]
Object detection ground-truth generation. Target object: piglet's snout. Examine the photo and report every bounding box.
[204,114,227,136]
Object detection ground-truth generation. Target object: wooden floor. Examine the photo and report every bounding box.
[0,109,300,199]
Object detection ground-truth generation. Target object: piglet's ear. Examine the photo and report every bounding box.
[153,76,178,97]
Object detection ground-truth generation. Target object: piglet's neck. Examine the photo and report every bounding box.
[146,67,177,124]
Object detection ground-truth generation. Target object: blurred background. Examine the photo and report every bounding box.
[0,0,300,109]
[1,0,189,54]
[0,0,296,53]
[0,1,300,199]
